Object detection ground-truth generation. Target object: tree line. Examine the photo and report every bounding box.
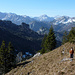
[62,27,75,44]
[40,26,56,54]
[0,41,16,74]
[40,26,75,54]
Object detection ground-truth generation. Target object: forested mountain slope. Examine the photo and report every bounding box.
[0,20,42,54]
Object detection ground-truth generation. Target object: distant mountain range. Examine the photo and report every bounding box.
[0,12,35,25]
[34,14,54,22]
[0,12,75,34]
[0,12,54,24]
[0,12,75,43]
[0,12,75,25]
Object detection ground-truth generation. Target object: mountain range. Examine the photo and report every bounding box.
[0,12,75,33]
[0,20,43,54]
[0,12,75,75]
[0,12,75,42]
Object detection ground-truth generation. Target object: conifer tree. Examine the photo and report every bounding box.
[44,26,56,52]
[7,42,16,68]
[62,31,68,44]
[40,34,47,54]
[0,41,16,74]
[41,34,47,48]
[0,41,8,74]
[68,27,75,43]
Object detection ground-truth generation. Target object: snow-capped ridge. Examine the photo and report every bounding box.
[54,16,75,25]
[34,14,54,22]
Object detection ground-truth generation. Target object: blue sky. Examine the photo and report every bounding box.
[0,0,75,17]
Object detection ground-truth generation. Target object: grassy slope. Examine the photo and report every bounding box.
[6,42,75,75]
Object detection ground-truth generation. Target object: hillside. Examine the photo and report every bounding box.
[0,20,42,54]
[6,42,75,75]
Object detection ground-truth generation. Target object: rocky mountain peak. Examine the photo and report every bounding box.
[21,22,29,28]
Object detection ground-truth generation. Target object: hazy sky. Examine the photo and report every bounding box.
[0,0,75,17]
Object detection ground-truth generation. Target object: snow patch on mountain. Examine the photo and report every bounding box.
[34,14,54,22]
[0,12,34,25]
[54,16,75,25]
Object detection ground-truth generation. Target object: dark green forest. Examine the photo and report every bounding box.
[40,26,56,54]
[0,20,43,54]
[40,26,75,54]
[62,27,75,44]
[0,41,16,74]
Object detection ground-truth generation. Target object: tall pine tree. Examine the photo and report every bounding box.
[0,41,8,74]
[7,42,16,69]
[0,41,16,74]
[62,31,68,44]
[40,34,47,54]
[68,27,75,43]
[44,26,56,52]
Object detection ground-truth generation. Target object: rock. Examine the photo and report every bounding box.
[33,52,41,58]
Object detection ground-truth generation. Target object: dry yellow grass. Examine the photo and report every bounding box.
[6,42,75,75]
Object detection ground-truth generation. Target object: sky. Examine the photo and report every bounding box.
[0,0,75,17]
